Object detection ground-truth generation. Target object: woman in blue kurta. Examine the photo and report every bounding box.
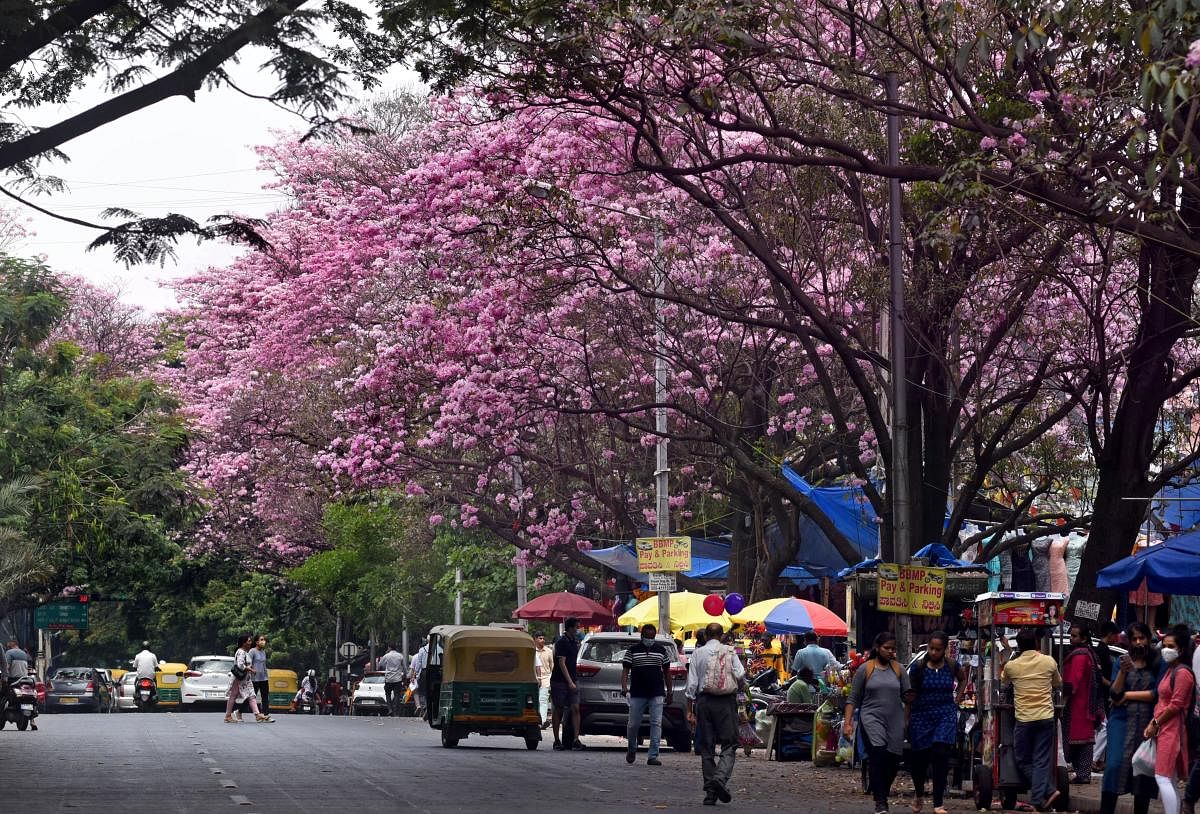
[908,632,961,814]
[1100,622,1162,814]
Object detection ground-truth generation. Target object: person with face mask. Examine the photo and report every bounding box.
[621,622,673,765]
[1101,622,1163,814]
[1145,624,1195,814]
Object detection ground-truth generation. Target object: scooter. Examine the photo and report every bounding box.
[134,676,157,712]
[0,676,40,730]
[296,688,321,715]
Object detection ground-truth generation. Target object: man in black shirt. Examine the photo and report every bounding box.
[621,623,673,765]
[551,617,583,751]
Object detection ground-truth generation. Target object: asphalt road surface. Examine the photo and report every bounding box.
[0,710,894,813]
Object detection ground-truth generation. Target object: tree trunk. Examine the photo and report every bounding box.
[726,492,756,597]
[1067,238,1200,622]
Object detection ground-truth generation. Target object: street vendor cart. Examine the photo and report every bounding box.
[970,592,1071,812]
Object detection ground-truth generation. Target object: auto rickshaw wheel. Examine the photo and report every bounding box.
[973,766,993,810]
[1054,766,1071,812]
[525,732,539,750]
[441,727,460,748]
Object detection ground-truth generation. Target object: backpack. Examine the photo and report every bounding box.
[701,644,739,695]
[864,658,903,683]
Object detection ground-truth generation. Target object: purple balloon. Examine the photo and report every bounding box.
[724,592,746,615]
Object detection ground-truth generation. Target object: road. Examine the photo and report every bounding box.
[0,710,889,813]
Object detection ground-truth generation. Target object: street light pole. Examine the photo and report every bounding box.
[652,223,671,639]
[886,72,914,661]
[514,461,528,628]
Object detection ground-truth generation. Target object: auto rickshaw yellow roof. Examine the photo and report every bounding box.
[430,624,536,649]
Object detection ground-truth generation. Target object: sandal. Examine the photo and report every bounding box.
[1013,803,1036,812]
[911,799,924,813]
[934,807,948,814]
[255,713,275,723]
[223,715,237,724]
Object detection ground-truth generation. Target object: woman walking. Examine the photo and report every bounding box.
[1100,623,1162,814]
[1062,623,1103,783]
[249,635,269,712]
[225,633,274,724]
[1144,624,1194,814]
[908,632,960,814]
[844,631,913,814]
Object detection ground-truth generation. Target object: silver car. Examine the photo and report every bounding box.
[181,655,235,709]
[115,672,138,711]
[576,634,691,752]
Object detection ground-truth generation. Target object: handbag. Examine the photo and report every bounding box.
[1132,737,1157,777]
[231,664,248,680]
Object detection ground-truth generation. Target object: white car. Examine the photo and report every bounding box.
[181,655,235,708]
[351,673,389,715]
[115,672,138,711]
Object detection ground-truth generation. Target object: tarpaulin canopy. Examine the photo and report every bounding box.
[1153,479,1200,533]
[912,543,972,568]
[1097,528,1200,594]
[782,465,880,575]
[581,544,818,586]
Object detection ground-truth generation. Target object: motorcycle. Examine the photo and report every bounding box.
[296,687,321,715]
[134,676,157,712]
[0,676,40,730]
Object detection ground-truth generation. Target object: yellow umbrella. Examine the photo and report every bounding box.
[618,591,732,632]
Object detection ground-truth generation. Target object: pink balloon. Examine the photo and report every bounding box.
[703,593,726,616]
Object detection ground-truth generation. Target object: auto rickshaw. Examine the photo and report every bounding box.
[420,625,542,749]
[267,668,298,714]
[969,592,1071,812]
[155,662,187,709]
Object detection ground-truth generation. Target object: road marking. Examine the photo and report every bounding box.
[202,757,216,764]
[580,783,611,793]
[220,780,238,789]
[229,795,253,806]
[210,768,224,774]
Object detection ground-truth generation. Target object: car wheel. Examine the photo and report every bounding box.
[525,732,540,750]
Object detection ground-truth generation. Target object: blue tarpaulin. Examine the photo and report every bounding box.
[1153,480,1200,533]
[782,464,880,574]
[1097,529,1200,594]
[581,543,818,587]
[912,543,971,568]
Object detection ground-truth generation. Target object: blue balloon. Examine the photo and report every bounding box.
[724,592,746,615]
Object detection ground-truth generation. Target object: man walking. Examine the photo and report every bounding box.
[791,631,837,678]
[621,623,673,766]
[410,639,429,717]
[1002,629,1063,810]
[377,642,408,717]
[534,632,553,728]
[686,621,747,805]
[551,617,584,751]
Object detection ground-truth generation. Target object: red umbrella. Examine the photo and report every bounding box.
[513,592,614,623]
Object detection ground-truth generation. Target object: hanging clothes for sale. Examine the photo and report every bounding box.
[1065,532,1087,594]
[1172,595,1200,634]
[1049,536,1069,595]
[1011,543,1036,592]
[1031,536,1052,593]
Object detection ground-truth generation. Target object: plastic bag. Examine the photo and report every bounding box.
[1132,738,1157,777]
[738,720,763,748]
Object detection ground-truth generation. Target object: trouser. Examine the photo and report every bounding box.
[865,737,900,810]
[1158,775,1181,814]
[1015,718,1056,806]
[1185,717,1200,802]
[384,682,404,716]
[626,695,665,759]
[1100,791,1152,814]
[253,680,269,712]
[225,685,260,717]
[1094,719,1108,762]
[910,742,951,806]
[538,686,550,724]
[1066,742,1094,782]
[696,694,738,795]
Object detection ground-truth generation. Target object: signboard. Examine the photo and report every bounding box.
[635,536,692,573]
[34,601,89,631]
[978,596,1063,627]
[338,641,361,660]
[877,563,947,617]
[648,572,677,592]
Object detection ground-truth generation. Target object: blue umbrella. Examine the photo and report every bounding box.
[1096,529,1200,594]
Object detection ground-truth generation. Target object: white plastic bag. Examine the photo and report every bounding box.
[1132,738,1157,777]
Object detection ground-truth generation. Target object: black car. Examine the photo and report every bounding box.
[45,667,114,713]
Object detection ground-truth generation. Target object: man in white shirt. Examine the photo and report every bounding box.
[533,633,554,728]
[410,641,429,716]
[131,641,160,703]
[685,623,747,806]
[377,643,408,717]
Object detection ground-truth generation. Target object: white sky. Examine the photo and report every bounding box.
[12,53,419,313]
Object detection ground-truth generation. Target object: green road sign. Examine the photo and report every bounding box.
[34,602,89,631]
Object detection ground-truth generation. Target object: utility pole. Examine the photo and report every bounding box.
[886,72,914,662]
[402,615,409,660]
[514,462,528,628]
[653,223,672,638]
[455,568,463,625]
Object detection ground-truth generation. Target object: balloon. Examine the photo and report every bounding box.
[703,593,726,616]
[724,592,746,615]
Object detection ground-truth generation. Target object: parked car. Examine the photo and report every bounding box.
[94,669,119,712]
[44,667,114,713]
[115,671,138,711]
[351,673,389,715]
[575,633,691,752]
[181,655,235,709]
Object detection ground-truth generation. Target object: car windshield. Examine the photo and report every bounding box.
[360,675,384,684]
[51,668,90,680]
[582,640,678,664]
[191,659,233,673]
